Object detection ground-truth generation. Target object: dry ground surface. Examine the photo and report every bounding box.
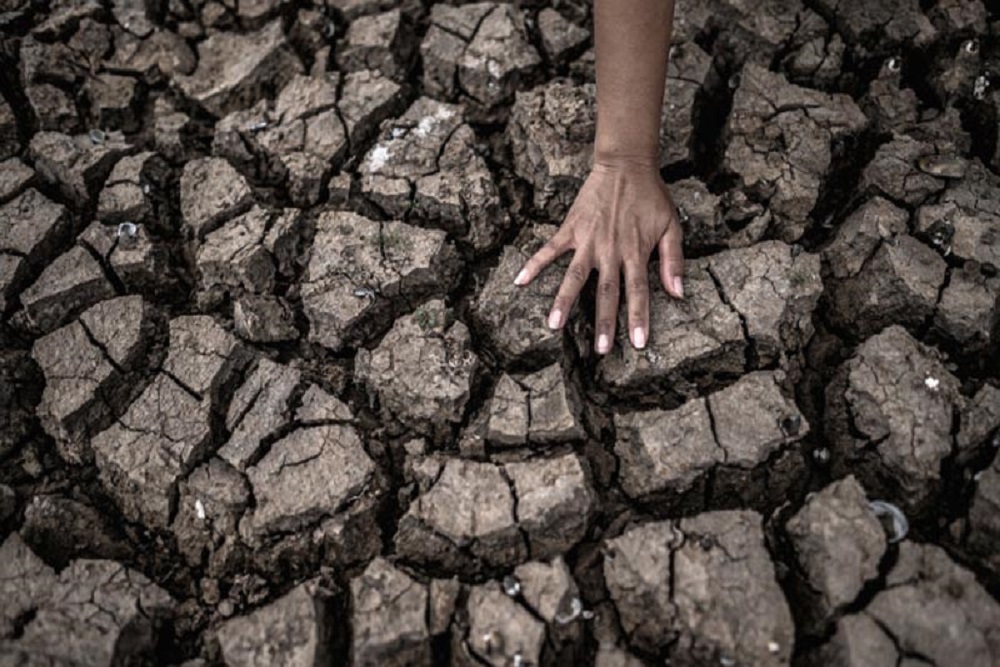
[1,0,1000,665]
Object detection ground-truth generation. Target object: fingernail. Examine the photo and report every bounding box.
[514,269,528,286]
[548,309,562,330]
[673,277,684,298]
[633,327,646,349]
[597,334,610,354]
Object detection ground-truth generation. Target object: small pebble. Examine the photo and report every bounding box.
[924,377,940,391]
[974,75,989,100]
[768,641,780,654]
[89,129,106,144]
[195,498,206,520]
[886,56,901,73]
[964,39,979,55]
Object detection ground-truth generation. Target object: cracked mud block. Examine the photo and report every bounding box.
[234,295,298,343]
[421,3,541,115]
[0,533,57,639]
[217,579,332,667]
[350,557,430,667]
[915,160,1000,269]
[83,73,143,133]
[785,476,887,635]
[0,351,42,460]
[92,316,247,526]
[927,0,988,34]
[823,197,911,281]
[707,240,823,367]
[860,134,950,207]
[505,453,595,558]
[180,157,255,239]
[213,71,402,194]
[19,38,85,134]
[162,315,250,401]
[32,0,101,39]
[957,384,1000,464]
[78,221,168,295]
[458,581,546,667]
[360,97,510,253]
[172,457,250,576]
[33,295,154,463]
[28,131,135,206]
[21,494,130,568]
[932,263,999,351]
[238,418,379,565]
[104,28,197,80]
[485,363,584,448]
[302,211,459,351]
[96,151,168,224]
[723,64,867,242]
[615,370,808,507]
[395,458,524,571]
[538,8,589,63]
[337,9,415,81]
[174,19,303,117]
[781,10,844,88]
[673,0,808,66]
[92,373,212,527]
[470,226,569,366]
[218,359,301,471]
[811,543,1000,667]
[196,206,301,295]
[825,326,963,516]
[508,65,709,219]
[24,82,80,134]
[355,300,479,436]
[511,556,587,656]
[0,189,70,312]
[19,244,117,335]
[597,259,744,399]
[811,0,936,54]
[3,557,175,666]
[0,100,18,159]
[827,234,947,340]
[862,69,919,134]
[605,511,793,664]
[0,160,35,203]
[153,97,195,163]
[967,456,1000,575]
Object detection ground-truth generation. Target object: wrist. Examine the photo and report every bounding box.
[592,147,660,172]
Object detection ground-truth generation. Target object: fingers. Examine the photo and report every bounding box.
[624,260,650,350]
[658,218,685,299]
[548,253,591,330]
[514,227,573,286]
[594,261,620,355]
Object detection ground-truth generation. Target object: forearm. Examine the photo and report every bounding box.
[593,0,674,165]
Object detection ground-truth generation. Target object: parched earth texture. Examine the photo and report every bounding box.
[1,0,1000,666]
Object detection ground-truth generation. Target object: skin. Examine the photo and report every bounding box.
[514,0,683,354]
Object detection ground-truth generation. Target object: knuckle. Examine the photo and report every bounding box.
[597,280,619,298]
[627,275,650,296]
[567,264,589,284]
[596,318,616,332]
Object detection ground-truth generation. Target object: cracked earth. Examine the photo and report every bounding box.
[1,0,1000,665]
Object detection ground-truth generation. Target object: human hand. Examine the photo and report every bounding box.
[514,158,685,354]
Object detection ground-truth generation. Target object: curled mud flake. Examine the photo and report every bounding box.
[728,72,742,90]
[887,56,901,73]
[503,574,522,597]
[195,498,206,520]
[812,447,831,464]
[917,155,966,179]
[89,128,106,145]
[555,597,587,625]
[964,39,980,55]
[974,75,989,100]
[325,20,336,39]
[869,500,909,543]
[924,377,941,392]
[117,221,138,242]
[780,414,802,436]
